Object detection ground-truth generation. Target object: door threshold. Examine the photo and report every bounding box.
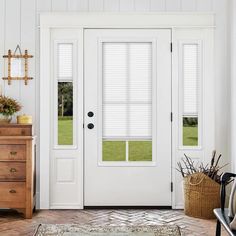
[84,206,172,210]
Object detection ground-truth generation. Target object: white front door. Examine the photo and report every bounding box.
[84,29,172,206]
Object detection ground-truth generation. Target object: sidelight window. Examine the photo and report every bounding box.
[56,43,74,146]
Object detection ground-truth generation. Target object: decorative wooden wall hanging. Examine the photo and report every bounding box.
[2,45,33,85]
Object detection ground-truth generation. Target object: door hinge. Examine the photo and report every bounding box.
[171,182,173,192]
[83,123,84,129]
[170,42,173,53]
[170,112,173,122]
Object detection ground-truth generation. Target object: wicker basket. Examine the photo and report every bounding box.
[183,172,220,219]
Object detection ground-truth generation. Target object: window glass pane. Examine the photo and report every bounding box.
[103,141,126,161]
[103,104,127,138]
[183,117,198,146]
[129,43,152,102]
[182,44,199,146]
[128,141,152,161]
[103,43,127,102]
[58,82,73,145]
[183,44,198,116]
[102,42,152,162]
[129,104,152,137]
[58,44,73,78]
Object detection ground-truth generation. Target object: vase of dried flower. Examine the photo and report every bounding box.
[0,114,12,124]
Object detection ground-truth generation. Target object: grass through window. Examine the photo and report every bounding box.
[183,117,198,146]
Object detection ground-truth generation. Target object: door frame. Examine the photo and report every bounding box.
[40,13,215,209]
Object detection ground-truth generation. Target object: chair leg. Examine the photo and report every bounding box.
[216,220,221,236]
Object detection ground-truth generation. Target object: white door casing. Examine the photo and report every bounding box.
[40,14,215,209]
[84,29,172,206]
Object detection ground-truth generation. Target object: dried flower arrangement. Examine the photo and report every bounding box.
[0,96,21,116]
[176,150,228,184]
[0,96,22,123]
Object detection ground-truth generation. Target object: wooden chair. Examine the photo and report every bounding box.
[214,172,236,236]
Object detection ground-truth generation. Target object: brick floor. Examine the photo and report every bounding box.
[0,209,227,236]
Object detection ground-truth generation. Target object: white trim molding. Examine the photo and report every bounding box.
[40,13,215,29]
[40,13,215,209]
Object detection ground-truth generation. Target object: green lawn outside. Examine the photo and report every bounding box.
[58,119,198,157]
[183,126,198,146]
[103,141,152,161]
[128,141,152,161]
[58,117,73,145]
[103,141,126,161]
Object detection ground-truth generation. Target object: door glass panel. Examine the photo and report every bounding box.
[57,82,73,145]
[128,141,152,161]
[182,44,199,146]
[102,42,152,162]
[103,141,126,161]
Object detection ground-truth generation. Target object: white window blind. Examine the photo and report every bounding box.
[183,44,199,117]
[58,43,73,78]
[103,42,152,139]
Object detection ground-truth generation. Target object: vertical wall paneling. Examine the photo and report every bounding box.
[4,0,21,102]
[0,0,5,95]
[166,0,181,11]
[104,0,120,12]
[120,0,135,12]
[89,0,104,11]
[196,0,213,11]
[68,0,89,11]
[21,0,36,121]
[213,0,230,168]
[77,0,89,11]
[51,0,68,11]
[181,0,196,11]
[37,0,52,12]
[134,0,150,11]
[150,0,166,11]
[230,0,236,171]
[22,0,37,208]
[68,0,80,11]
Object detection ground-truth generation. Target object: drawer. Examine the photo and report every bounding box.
[0,125,32,136]
[0,182,25,208]
[0,162,26,181]
[0,145,26,160]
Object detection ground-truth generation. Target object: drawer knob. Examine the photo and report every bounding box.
[10,168,17,173]
[9,189,16,194]
[10,151,17,155]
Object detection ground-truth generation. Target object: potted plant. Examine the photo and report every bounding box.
[176,151,229,219]
[0,95,22,124]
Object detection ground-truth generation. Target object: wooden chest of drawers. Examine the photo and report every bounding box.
[0,124,35,219]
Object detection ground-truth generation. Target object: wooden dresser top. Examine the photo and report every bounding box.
[0,124,32,128]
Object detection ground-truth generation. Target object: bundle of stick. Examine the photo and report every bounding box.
[176,151,228,184]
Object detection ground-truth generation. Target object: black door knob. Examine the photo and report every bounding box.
[87,123,94,129]
[87,111,94,117]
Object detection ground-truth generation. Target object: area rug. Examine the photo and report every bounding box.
[34,224,181,236]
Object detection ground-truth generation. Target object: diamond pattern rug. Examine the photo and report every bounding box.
[34,224,181,236]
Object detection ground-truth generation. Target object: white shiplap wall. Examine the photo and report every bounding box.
[0,0,230,207]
